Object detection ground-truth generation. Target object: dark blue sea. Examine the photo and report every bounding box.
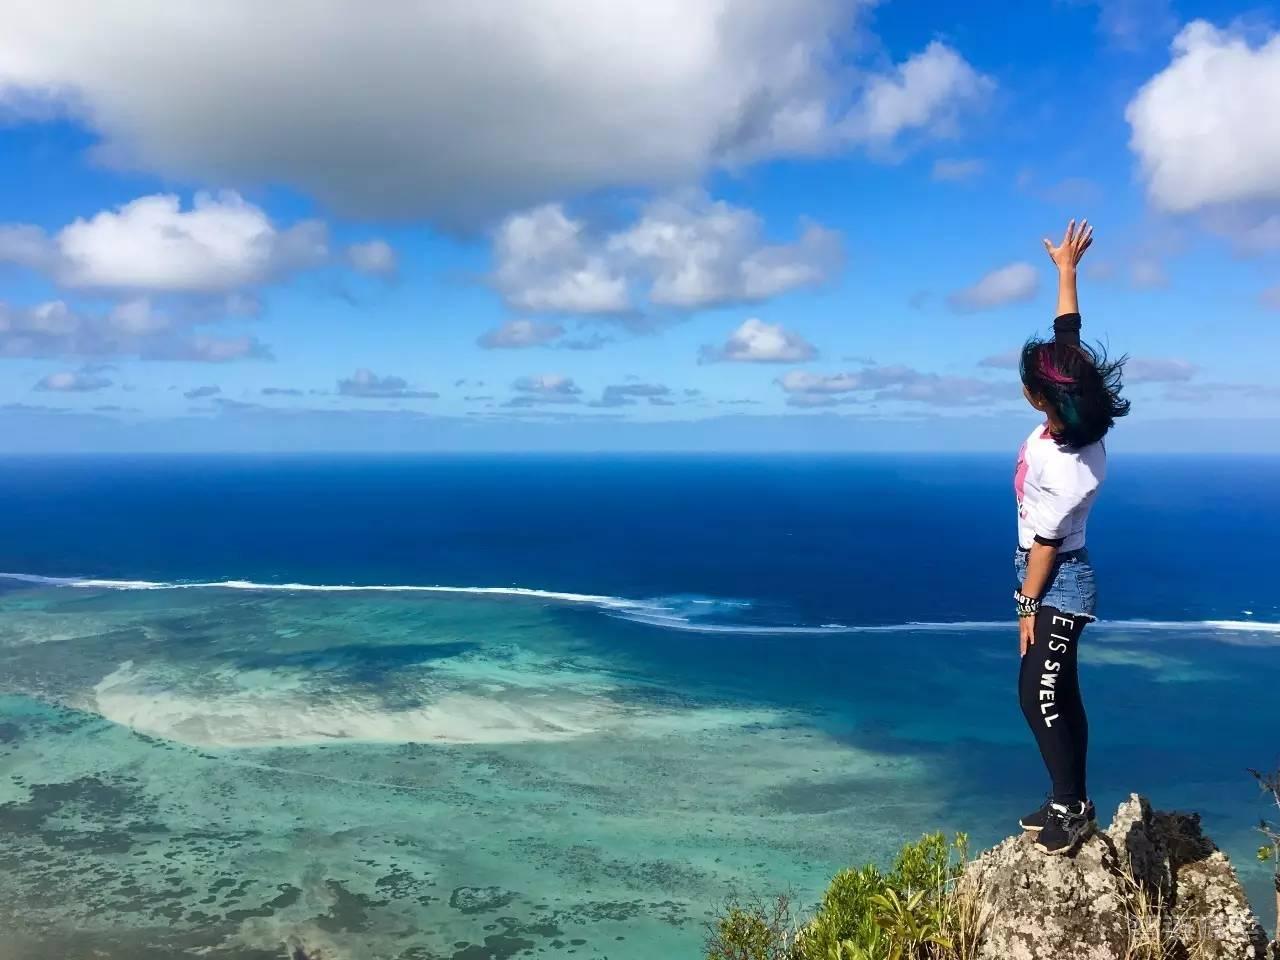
[0,454,1275,958]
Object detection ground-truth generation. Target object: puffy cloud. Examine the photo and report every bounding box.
[594,383,671,407]
[844,42,993,147]
[506,374,582,407]
[183,385,221,400]
[346,240,397,278]
[35,369,112,392]
[1127,22,1280,214]
[337,369,438,399]
[0,2,989,226]
[493,205,629,314]
[0,299,272,363]
[614,197,842,309]
[0,192,328,293]
[931,158,984,182]
[947,262,1039,312]
[493,196,842,315]
[777,364,1007,407]
[477,319,565,349]
[1126,358,1196,383]
[700,318,818,364]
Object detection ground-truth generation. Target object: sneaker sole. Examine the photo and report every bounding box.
[1019,821,1044,833]
[1034,821,1096,856]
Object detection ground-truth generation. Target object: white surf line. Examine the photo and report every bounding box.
[4,572,1276,633]
[0,572,640,609]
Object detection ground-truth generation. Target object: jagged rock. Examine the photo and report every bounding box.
[968,794,1270,960]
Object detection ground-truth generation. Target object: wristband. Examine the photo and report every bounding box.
[1014,590,1041,619]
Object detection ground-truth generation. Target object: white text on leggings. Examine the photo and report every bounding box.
[1038,614,1076,728]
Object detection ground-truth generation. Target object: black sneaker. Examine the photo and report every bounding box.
[1020,796,1095,833]
[1034,801,1095,855]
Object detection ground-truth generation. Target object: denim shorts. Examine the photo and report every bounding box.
[1014,548,1097,620]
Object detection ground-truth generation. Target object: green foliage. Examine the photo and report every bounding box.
[705,894,796,960]
[787,833,969,960]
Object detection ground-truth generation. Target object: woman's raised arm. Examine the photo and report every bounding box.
[1042,218,1093,347]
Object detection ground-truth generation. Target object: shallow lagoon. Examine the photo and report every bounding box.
[0,580,1275,958]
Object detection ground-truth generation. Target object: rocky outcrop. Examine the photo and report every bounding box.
[968,794,1270,960]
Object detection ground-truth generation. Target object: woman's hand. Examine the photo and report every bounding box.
[1043,218,1093,272]
[1020,615,1035,657]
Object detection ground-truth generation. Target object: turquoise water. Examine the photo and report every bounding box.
[0,455,1276,957]
[0,580,1275,958]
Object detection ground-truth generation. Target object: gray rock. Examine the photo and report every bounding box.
[968,794,1270,960]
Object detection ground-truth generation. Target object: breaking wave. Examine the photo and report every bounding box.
[2,572,1276,639]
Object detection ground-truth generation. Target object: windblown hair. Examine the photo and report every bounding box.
[1020,339,1130,448]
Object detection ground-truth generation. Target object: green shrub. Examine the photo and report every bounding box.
[710,834,976,960]
[705,893,796,960]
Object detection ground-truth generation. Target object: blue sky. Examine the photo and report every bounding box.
[1,0,1278,452]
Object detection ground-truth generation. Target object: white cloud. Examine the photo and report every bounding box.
[337,369,437,399]
[34,369,112,392]
[947,262,1039,312]
[0,298,272,363]
[595,383,671,407]
[184,385,221,400]
[507,374,583,406]
[777,370,863,394]
[494,206,629,314]
[1127,21,1280,214]
[108,298,170,335]
[701,318,817,364]
[931,158,985,182]
[777,364,1007,407]
[608,196,842,309]
[0,192,328,293]
[346,240,397,278]
[844,42,993,147]
[495,196,841,316]
[478,319,565,349]
[1126,358,1196,383]
[0,2,989,226]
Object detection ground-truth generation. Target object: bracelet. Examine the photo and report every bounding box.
[1014,591,1041,619]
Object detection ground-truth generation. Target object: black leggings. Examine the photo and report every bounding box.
[1018,607,1089,805]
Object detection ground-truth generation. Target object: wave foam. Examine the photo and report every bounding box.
[4,572,1277,639]
[0,572,638,609]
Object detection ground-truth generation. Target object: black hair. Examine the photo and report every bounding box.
[1020,339,1130,448]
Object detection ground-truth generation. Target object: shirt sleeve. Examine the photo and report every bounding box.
[1053,312,1081,347]
[1029,453,1100,542]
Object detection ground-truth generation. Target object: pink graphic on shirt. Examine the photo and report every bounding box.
[1014,441,1029,503]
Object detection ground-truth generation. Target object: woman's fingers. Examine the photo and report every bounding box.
[1062,219,1075,246]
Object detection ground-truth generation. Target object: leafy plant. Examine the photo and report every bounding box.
[1249,766,1280,942]
[705,893,797,960]
[708,833,986,960]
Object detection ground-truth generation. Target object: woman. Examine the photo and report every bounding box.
[1013,219,1129,855]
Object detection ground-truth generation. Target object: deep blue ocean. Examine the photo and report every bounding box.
[1,453,1276,624]
[0,454,1275,958]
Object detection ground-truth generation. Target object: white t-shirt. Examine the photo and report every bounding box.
[1014,424,1105,552]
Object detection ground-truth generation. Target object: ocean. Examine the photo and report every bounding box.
[0,453,1275,959]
